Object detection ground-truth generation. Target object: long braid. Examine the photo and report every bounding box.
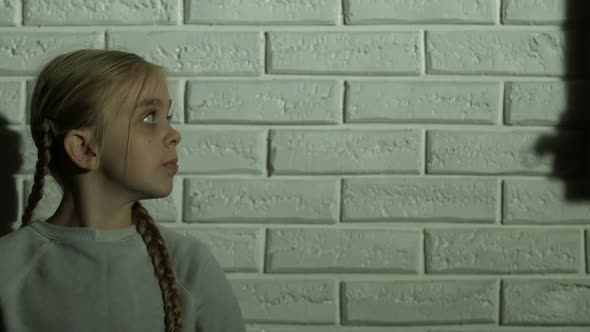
[20,118,54,228]
[132,201,183,332]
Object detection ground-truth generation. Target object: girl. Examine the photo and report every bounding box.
[0,49,246,332]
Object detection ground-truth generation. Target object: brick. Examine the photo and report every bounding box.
[0,0,17,25]
[186,0,339,24]
[342,177,497,222]
[343,280,497,324]
[186,80,341,124]
[345,0,495,24]
[108,31,262,76]
[270,129,421,175]
[138,177,182,223]
[22,177,62,222]
[503,179,590,224]
[24,0,178,25]
[176,128,266,174]
[504,81,590,126]
[0,81,24,125]
[266,228,421,273]
[502,280,590,324]
[427,130,551,175]
[178,227,261,272]
[426,31,565,76]
[267,31,421,75]
[183,178,339,223]
[229,278,337,324]
[425,228,581,274]
[346,81,499,124]
[505,81,565,125]
[0,32,103,75]
[501,0,588,24]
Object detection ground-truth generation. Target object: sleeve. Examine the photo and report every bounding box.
[193,243,246,332]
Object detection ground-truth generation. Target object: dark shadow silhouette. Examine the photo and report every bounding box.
[0,306,5,332]
[535,0,590,200]
[0,116,22,237]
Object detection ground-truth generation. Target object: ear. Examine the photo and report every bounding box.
[62,128,100,171]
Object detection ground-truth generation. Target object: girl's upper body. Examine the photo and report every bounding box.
[0,219,246,332]
[4,48,247,331]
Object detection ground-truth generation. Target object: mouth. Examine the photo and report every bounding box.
[163,157,178,165]
[163,157,178,173]
[163,163,178,173]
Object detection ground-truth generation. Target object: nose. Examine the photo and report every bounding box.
[167,126,181,147]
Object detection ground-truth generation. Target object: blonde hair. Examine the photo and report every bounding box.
[20,49,183,332]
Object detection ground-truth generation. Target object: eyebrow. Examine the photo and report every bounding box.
[137,98,173,109]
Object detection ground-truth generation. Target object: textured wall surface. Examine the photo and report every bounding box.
[1,0,589,331]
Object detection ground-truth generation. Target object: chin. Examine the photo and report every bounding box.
[152,187,173,199]
[138,184,174,201]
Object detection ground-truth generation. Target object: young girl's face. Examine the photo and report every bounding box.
[97,69,182,200]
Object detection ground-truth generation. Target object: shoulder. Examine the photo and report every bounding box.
[156,224,214,268]
[0,224,52,302]
[0,224,52,264]
[156,224,246,331]
[156,225,218,290]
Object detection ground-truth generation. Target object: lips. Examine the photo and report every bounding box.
[163,158,178,166]
[164,161,179,174]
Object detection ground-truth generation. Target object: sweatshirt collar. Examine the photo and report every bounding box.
[30,220,141,242]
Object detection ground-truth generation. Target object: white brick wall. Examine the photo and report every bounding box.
[2,0,590,331]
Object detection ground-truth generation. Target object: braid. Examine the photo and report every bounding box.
[20,118,54,228]
[132,201,183,332]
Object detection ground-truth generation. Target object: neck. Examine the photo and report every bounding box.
[46,187,136,230]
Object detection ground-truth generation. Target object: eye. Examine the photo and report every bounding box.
[143,110,174,124]
[143,111,156,124]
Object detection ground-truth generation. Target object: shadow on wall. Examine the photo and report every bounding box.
[0,116,22,238]
[0,307,5,332]
[535,0,590,201]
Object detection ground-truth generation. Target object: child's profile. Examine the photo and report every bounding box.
[0,49,246,332]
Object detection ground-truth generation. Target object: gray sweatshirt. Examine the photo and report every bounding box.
[0,220,246,332]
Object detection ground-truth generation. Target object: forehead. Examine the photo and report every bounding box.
[109,69,169,118]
